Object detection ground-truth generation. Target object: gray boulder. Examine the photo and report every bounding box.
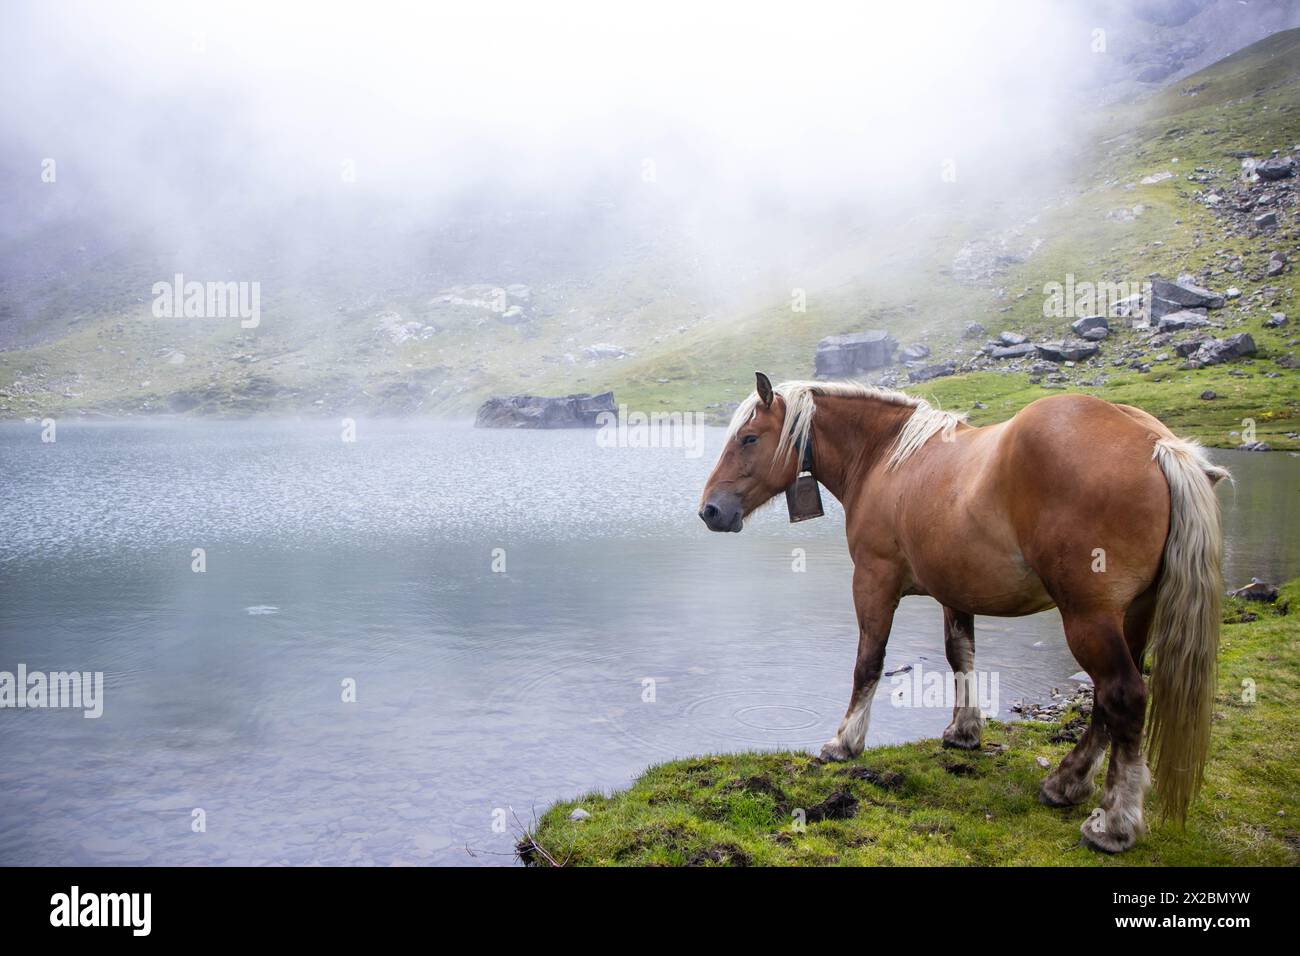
[475,392,616,428]
[998,331,1027,346]
[1081,328,1109,341]
[1156,309,1211,332]
[814,331,898,377]
[899,343,931,363]
[1035,341,1099,363]
[1071,315,1109,336]
[991,343,1037,359]
[1193,333,1256,366]
[907,362,957,383]
[1149,277,1224,319]
[1174,337,1210,357]
[1255,158,1296,181]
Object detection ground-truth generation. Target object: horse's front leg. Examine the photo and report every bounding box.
[819,563,899,762]
[940,606,984,749]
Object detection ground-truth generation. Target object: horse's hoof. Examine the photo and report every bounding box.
[1039,774,1092,807]
[1079,808,1135,854]
[819,738,853,762]
[941,725,982,750]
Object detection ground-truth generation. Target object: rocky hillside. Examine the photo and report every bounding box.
[593,27,1300,450]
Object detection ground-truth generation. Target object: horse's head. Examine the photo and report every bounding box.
[698,372,800,532]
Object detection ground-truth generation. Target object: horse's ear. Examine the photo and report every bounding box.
[755,372,774,408]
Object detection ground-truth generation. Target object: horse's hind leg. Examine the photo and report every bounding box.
[1039,594,1153,807]
[1040,711,1109,807]
[941,606,983,750]
[1058,610,1151,853]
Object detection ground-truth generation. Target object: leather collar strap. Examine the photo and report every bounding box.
[785,420,824,523]
[798,432,815,476]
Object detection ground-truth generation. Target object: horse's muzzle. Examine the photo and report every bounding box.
[699,492,743,533]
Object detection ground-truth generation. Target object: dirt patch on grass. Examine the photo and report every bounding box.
[686,843,752,867]
[678,759,719,787]
[843,766,906,791]
[805,790,860,822]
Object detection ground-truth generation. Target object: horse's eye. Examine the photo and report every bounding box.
[742,434,759,446]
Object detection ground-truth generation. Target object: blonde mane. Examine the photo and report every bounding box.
[725,379,966,472]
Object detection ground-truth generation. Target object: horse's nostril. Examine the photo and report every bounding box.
[701,504,719,521]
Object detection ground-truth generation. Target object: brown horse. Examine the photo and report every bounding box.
[698,373,1227,852]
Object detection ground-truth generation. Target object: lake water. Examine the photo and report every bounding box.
[0,420,1296,865]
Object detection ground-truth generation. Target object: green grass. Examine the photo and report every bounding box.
[525,581,1300,866]
[914,360,1300,449]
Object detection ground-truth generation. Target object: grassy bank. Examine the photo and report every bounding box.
[913,364,1300,450]
[523,581,1299,866]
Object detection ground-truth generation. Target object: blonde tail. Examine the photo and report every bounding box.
[1146,438,1228,824]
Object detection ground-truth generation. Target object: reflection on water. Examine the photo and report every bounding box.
[0,421,1295,865]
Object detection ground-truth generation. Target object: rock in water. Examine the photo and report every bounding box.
[814,331,898,377]
[475,392,616,428]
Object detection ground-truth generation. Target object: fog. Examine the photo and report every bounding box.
[2,1,1296,359]
[2,2,1104,252]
